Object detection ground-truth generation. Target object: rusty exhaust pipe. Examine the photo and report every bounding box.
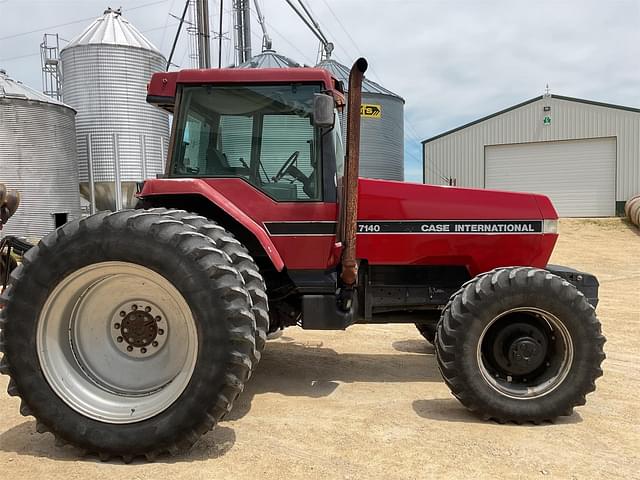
[340,57,368,287]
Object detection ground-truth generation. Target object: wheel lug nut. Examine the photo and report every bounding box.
[123,328,128,333]
[152,341,159,347]
[116,336,123,343]
[141,348,147,354]
[155,316,161,322]
[127,346,133,352]
[131,304,138,311]
[114,323,120,329]
[158,329,164,335]
[119,311,126,317]
[145,306,151,312]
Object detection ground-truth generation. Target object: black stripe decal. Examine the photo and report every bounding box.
[265,222,337,235]
[357,220,543,234]
[264,220,543,236]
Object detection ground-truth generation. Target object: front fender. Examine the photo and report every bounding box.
[546,264,599,308]
[139,179,285,271]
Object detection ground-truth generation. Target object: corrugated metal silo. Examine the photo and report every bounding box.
[317,59,405,181]
[60,8,170,211]
[0,69,81,240]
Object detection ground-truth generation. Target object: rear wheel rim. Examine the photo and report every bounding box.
[37,262,198,424]
[477,307,573,399]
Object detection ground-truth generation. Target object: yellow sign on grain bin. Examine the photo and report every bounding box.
[360,104,382,118]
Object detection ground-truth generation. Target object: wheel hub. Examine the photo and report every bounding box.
[112,302,167,357]
[491,322,548,376]
[507,336,545,374]
[478,308,573,399]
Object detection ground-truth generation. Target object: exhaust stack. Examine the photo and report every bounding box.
[340,57,368,287]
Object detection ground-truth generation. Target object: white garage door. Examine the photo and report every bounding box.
[485,137,616,217]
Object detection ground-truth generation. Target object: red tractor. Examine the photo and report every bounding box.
[0,59,605,462]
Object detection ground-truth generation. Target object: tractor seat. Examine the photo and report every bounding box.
[203,147,230,175]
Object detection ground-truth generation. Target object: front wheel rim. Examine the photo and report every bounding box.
[477,307,574,400]
[37,262,198,424]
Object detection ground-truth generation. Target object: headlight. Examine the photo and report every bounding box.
[543,219,559,234]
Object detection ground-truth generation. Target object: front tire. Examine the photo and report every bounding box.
[415,311,440,345]
[0,210,257,461]
[435,267,605,423]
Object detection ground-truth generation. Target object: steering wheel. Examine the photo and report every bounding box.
[272,151,300,182]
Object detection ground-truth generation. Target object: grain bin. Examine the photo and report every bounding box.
[317,59,405,181]
[60,8,170,211]
[0,69,80,240]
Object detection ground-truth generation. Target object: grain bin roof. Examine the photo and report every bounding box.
[317,59,404,101]
[238,50,301,68]
[62,7,162,55]
[0,69,73,110]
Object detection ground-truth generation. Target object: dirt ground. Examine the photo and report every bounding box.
[0,218,638,479]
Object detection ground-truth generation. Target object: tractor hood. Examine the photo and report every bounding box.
[356,178,559,276]
[358,178,558,223]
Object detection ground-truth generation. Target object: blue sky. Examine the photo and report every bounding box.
[1,0,639,182]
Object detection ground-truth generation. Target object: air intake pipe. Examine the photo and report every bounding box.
[340,57,368,287]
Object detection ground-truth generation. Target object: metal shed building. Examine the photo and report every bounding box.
[422,95,640,217]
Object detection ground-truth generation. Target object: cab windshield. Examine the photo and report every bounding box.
[171,83,322,201]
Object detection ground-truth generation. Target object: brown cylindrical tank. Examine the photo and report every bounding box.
[626,195,640,227]
[624,194,640,217]
[631,201,640,227]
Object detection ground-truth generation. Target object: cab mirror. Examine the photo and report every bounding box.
[312,93,335,128]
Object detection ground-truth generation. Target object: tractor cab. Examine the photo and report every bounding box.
[147,68,346,203]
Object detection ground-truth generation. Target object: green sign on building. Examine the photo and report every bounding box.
[543,115,552,125]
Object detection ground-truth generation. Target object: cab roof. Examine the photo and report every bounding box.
[147,67,345,113]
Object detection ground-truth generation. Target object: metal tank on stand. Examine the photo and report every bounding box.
[317,59,405,181]
[0,69,81,240]
[60,8,170,212]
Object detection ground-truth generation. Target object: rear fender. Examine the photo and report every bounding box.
[139,179,285,271]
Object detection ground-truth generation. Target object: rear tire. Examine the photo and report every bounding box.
[0,210,257,461]
[145,209,268,367]
[435,267,605,423]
